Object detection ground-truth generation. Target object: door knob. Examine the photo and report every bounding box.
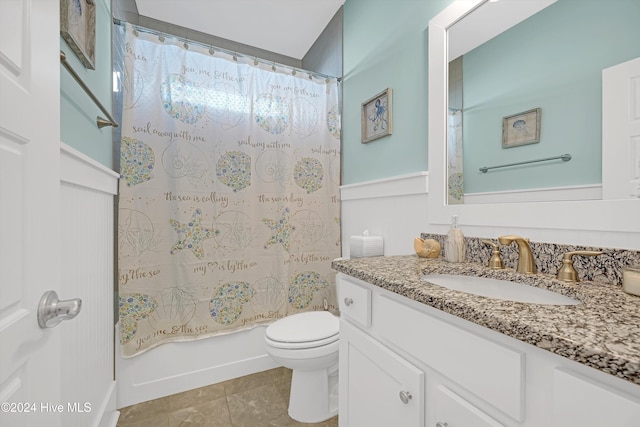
[344,297,354,306]
[436,423,449,427]
[37,291,82,328]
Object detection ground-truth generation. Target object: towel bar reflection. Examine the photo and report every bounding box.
[479,153,571,173]
[60,51,119,129]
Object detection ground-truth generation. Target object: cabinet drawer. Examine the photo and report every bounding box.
[337,274,371,328]
[434,385,504,427]
[552,368,640,426]
[376,295,525,422]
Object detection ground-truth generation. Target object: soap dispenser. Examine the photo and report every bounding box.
[445,215,465,263]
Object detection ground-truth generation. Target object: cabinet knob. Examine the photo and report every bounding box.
[436,423,449,427]
[344,297,354,306]
[399,390,412,404]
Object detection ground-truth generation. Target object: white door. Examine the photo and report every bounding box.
[602,56,640,199]
[0,0,62,426]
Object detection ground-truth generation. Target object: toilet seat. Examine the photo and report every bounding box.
[265,311,339,349]
[265,333,338,349]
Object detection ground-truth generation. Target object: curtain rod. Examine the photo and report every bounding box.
[112,18,341,83]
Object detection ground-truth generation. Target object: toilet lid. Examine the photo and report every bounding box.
[265,311,339,344]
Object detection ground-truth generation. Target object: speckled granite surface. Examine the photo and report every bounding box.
[331,255,640,386]
[422,233,640,286]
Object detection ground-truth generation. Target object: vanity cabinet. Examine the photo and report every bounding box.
[339,276,423,426]
[337,273,640,427]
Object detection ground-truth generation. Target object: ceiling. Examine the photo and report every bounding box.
[134,0,345,60]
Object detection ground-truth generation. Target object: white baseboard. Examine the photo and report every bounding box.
[96,382,119,427]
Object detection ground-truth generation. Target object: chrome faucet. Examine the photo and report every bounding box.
[498,235,536,274]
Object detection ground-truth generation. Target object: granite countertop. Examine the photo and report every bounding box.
[331,255,640,386]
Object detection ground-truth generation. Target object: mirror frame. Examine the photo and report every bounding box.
[427,0,640,233]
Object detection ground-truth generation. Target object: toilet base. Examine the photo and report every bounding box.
[288,365,339,423]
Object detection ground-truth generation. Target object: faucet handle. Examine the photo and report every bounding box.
[556,251,603,282]
[481,240,504,270]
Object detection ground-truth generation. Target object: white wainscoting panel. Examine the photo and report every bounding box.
[340,172,429,257]
[340,171,639,254]
[60,144,119,427]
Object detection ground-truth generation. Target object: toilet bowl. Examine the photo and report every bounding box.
[264,311,339,423]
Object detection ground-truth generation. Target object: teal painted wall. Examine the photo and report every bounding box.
[342,0,453,185]
[60,0,114,168]
[462,0,640,193]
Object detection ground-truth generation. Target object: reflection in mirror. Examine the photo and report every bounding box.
[446,0,640,205]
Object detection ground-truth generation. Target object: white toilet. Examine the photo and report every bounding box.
[264,310,339,423]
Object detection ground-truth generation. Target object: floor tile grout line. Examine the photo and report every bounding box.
[116,367,296,427]
[223,382,235,427]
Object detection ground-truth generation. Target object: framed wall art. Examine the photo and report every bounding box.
[61,0,96,69]
[502,107,541,148]
[362,88,392,143]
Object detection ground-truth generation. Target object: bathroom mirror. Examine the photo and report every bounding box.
[443,0,640,205]
[427,0,640,233]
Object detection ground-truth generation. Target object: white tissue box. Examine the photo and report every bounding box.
[350,231,384,258]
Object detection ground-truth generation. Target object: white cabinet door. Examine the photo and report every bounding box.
[376,294,525,421]
[431,385,504,427]
[553,368,640,427]
[339,321,424,427]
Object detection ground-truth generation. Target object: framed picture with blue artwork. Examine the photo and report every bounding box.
[502,108,541,148]
[61,0,96,69]
[361,88,392,143]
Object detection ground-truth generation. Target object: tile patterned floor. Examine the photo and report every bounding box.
[116,367,339,427]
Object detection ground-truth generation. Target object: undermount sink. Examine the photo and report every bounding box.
[422,274,580,306]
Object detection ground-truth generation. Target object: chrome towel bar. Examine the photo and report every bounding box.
[60,51,119,129]
[479,153,571,173]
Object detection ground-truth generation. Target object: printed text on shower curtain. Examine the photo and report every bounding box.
[117,25,341,357]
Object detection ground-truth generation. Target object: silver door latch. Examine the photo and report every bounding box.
[37,291,82,328]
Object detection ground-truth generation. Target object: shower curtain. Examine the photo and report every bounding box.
[447,109,464,204]
[117,24,341,357]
